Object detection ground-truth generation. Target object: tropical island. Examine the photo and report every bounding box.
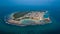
[5,11,51,26]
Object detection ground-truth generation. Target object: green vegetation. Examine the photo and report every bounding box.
[22,17,30,19]
[13,11,30,19]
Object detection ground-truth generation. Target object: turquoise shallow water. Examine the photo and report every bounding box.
[44,14,49,18]
[21,19,34,24]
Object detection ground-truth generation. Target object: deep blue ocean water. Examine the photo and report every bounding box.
[0,0,60,34]
[0,6,60,34]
